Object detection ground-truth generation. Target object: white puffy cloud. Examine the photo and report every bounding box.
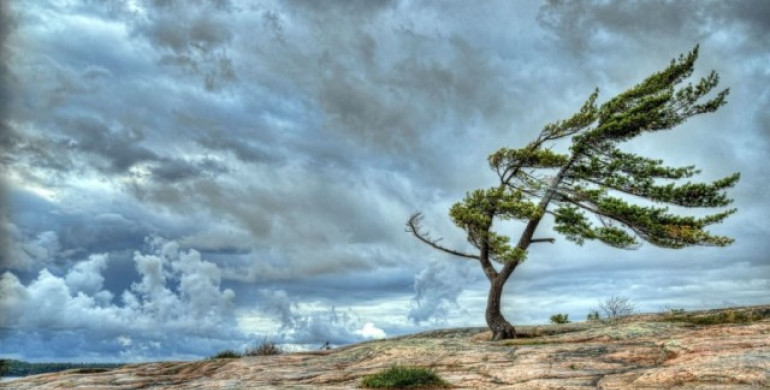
[0,236,394,359]
[64,253,107,294]
[0,238,242,360]
[356,322,386,340]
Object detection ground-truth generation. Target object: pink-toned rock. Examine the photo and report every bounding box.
[3,306,768,389]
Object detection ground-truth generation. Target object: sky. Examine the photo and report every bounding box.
[0,0,768,363]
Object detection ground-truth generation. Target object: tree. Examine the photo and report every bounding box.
[406,46,738,340]
[549,313,570,324]
[597,296,635,322]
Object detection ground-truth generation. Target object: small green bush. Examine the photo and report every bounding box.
[586,310,600,322]
[362,365,450,388]
[549,313,570,324]
[210,349,242,359]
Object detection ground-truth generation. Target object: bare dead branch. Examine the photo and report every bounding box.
[406,213,480,261]
[531,238,556,244]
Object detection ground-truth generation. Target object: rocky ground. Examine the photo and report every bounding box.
[3,305,769,389]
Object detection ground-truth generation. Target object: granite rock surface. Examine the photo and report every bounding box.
[3,306,768,389]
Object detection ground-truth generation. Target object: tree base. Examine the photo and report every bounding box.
[489,323,516,341]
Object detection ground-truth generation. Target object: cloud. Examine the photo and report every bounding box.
[356,322,386,340]
[112,0,238,91]
[408,259,477,324]
[290,307,379,346]
[255,288,387,346]
[0,216,59,271]
[0,238,243,361]
[537,0,770,62]
[256,288,298,329]
[63,253,107,294]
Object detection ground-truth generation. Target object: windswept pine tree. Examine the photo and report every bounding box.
[407,46,739,340]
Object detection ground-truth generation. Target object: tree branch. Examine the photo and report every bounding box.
[406,213,480,261]
[556,195,644,249]
[531,238,556,244]
[498,156,581,282]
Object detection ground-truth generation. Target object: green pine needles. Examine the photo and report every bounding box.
[407,46,739,340]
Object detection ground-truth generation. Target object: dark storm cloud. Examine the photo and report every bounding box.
[150,157,228,182]
[224,0,532,179]
[0,1,16,270]
[2,128,74,175]
[57,116,159,174]
[538,0,770,53]
[147,1,237,90]
[283,0,397,14]
[0,189,149,275]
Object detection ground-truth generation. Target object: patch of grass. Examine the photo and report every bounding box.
[501,339,551,346]
[663,309,766,325]
[362,365,451,388]
[72,367,113,374]
[210,349,242,359]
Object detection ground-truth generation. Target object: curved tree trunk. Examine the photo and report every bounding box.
[485,278,516,340]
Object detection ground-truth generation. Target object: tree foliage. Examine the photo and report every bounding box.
[549,313,571,324]
[407,46,738,339]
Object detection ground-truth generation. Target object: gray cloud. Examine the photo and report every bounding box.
[538,0,770,54]
[57,116,158,174]
[256,288,386,346]
[408,259,477,324]
[0,218,59,272]
[0,1,16,271]
[119,0,238,91]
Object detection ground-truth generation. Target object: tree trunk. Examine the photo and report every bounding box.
[485,278,516,340]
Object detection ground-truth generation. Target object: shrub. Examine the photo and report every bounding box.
[597,296,635,322]
[664,309,765,325]
[549,313,570,324]
[586,310,601,322]
[362,365,450,388]
[210,349,242,359]
[244,338,282,356]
